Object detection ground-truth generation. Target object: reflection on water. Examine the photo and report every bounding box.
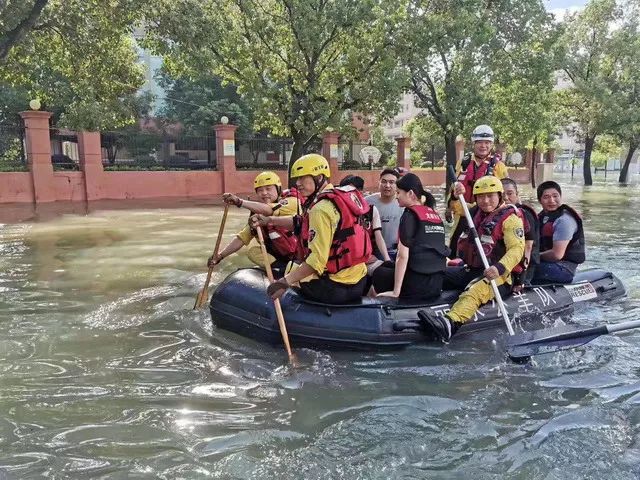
[1,182,640,478]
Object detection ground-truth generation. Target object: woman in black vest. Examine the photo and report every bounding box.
[373,173,449,301]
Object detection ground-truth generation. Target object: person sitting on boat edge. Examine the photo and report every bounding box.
[419,176,525,342]
[365,168,405,261]
[501,177,540,291]
[532,180,585,284]
[250,154,372,304]
[339,174,390,276]
[207,171,301,277]
[372,173,450,301]
[446,125,509,251]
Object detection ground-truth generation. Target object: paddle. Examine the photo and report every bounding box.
[194,204,230,309]
[255,226,295,361]
[447,166,516,337]
[507,319,640,360]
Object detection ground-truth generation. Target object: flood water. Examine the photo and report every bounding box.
[1,179,640,479]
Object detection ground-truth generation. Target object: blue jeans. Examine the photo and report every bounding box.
[532,261,575,284]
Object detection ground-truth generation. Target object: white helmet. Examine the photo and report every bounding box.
[471,124,494,143]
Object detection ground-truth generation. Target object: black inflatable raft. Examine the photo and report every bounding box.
[210,268,626,350]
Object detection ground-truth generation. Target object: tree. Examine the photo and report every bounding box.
[370,125,396,166]
[404,116,444,166]
[556,0,623,185]
[400,0,558,176]
[147,0,408,175]
[605,0,640,183]
[156,69,254,137]
[0,0,150,130]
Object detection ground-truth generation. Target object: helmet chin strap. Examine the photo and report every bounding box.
[304,175,328,209]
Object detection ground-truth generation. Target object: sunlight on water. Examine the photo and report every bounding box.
[1,181,639,478]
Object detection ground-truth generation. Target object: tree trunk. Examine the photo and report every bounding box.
[287,134,306,187]
[619,140,638,184]
[444,131,457,191]
[530,136,538,188]
[583,135,595,186]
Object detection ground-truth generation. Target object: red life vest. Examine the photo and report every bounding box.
[300,186,372,274]
[457,153,502,203]
[538,204,585,264]
[457,204,524,271]
[404,205,449,274]
[263,189,303,262]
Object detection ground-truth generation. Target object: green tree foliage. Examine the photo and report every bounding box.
[147,0,408,171]
[156,69,254,137]
[400,0,558,175]
[0,0,150,130]
[404,116,444,167]
[556,0,623,185]
[370,125,396,165]
[604,0,640,183]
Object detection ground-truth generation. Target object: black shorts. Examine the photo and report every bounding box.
[372,262,443,302]
[299,275,368,304]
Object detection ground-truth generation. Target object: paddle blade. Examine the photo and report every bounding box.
[506,324,602,360]
[193,288,207,309]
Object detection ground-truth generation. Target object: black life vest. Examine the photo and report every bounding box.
[457,204,524,270]
[404,205,449,274]
[300,186,372,274]
[538,204,586,264]
[457,152,502,203]
[518,203,540,266]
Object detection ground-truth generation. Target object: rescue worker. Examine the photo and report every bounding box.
[250,154,371,304]
[207,171,301,276]
[372,173,449,301]
[501,178,539,290]
[365,168,405,261]
[419,176,525,341]
[533,181,585,284]
[339,175,390,275]
[446,125,509,250]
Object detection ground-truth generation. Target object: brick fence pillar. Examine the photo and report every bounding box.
[20,110,55,203]
[395,136,411,170]
[214,123,238,193]
[322,131,340,182]
[78,131,104,201]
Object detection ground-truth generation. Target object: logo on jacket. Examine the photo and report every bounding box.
[350,193,363,209]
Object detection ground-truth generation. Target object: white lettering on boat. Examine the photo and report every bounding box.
[533,287,557,307]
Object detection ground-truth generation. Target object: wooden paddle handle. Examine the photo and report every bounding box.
[194,204,230,308]
[256,226,293,358]
[203,203,229,282]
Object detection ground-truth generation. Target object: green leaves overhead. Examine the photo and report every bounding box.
[147,0,407,158]
[0,0,150,130]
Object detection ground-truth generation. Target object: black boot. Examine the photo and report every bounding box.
[417,310,459,342]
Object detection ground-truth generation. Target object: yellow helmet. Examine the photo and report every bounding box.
[473,175,503,196]
[290,154,330,179]
[253,171,282,190]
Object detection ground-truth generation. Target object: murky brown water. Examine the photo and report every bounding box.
[1,178,640,478]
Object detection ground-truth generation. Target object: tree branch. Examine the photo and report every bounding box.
[0,0,50,62]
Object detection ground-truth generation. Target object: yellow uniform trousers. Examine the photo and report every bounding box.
[447,274,511,324]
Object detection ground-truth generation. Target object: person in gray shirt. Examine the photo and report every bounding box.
[365,168,405,260]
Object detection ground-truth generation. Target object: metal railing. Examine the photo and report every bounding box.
[50,129,80,171]
[0,124,27,171]
[235,137,292,170]
[101,131,216,170]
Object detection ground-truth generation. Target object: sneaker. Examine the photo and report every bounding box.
[417,310,459,342]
